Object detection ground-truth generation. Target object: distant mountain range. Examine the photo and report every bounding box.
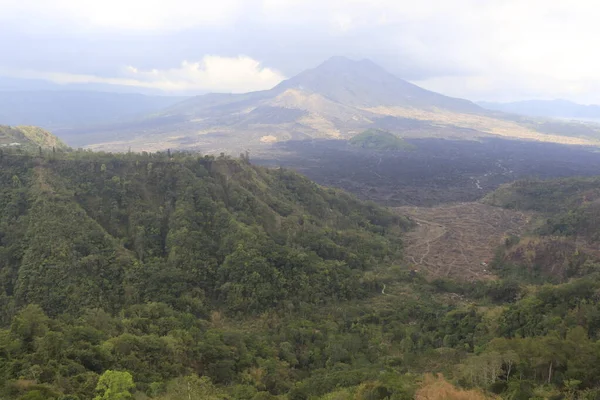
[479,99,600,121]
[0,91,186,129]
[5,57,600,153]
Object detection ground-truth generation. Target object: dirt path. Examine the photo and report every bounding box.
[395,203,530,281]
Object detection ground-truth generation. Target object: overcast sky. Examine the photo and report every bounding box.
[1,0,600,103]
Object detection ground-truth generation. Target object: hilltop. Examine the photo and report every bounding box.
[349,129,413,151]
[0,125,67,150]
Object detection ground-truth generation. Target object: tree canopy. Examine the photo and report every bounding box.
[2,149,600,399]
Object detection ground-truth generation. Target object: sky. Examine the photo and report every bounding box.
[1,0,600,103]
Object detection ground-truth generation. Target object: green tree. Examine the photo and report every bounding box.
[94,370,135,400]
[157,375,227,400]
[10,304,49,350]
[11,174,22,188]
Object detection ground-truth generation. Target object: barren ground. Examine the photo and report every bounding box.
[257,137,600,206]
[395,203,530,281]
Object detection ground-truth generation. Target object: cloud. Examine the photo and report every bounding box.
[258,0,600,102]
[123,56,286,92]
[402,0,600,102]
[2,0,600,102]
[0,56,286,93]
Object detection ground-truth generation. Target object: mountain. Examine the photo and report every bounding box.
[0,125,67,150]
[274,56,482,112]
[0,150,409,317]
[53,57,600,152]
[163,56,482,115]
[479,99,600,121]
[0,90,187,129]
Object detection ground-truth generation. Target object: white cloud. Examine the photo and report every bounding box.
[0,56,286,93]
[260,0,600,103]
[332,14,354,34]
[123,56,286,92]
[3,0,600,101]
[402,0,600,102]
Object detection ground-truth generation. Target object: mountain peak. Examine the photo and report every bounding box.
[305,56,390,77]
[316,55,376,68]
[275,57,480,112]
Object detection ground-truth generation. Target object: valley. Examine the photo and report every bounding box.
[255,136,600,206]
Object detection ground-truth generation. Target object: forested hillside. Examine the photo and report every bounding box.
[485,177,600,282]
[0,149,415,399]
[4,150,600,399]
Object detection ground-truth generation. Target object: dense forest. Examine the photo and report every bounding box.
[3,146,600,399]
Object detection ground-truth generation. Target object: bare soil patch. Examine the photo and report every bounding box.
[395,203,530,281]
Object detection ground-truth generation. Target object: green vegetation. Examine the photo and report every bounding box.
[349,129,413,151]
[485,177,600,282]
[3,148,600,399]
[94,371,135,400]
[484,176,600,214]
[0,125,67,151]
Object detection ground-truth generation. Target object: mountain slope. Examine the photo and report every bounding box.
[0,150,415,399]
[484,177,600,282]
[0,151,410,316]
[274,56,483,112]
[0,125,67,150]
[59,57,600,153]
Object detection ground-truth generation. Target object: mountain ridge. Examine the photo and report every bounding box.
[479,99,600,121]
